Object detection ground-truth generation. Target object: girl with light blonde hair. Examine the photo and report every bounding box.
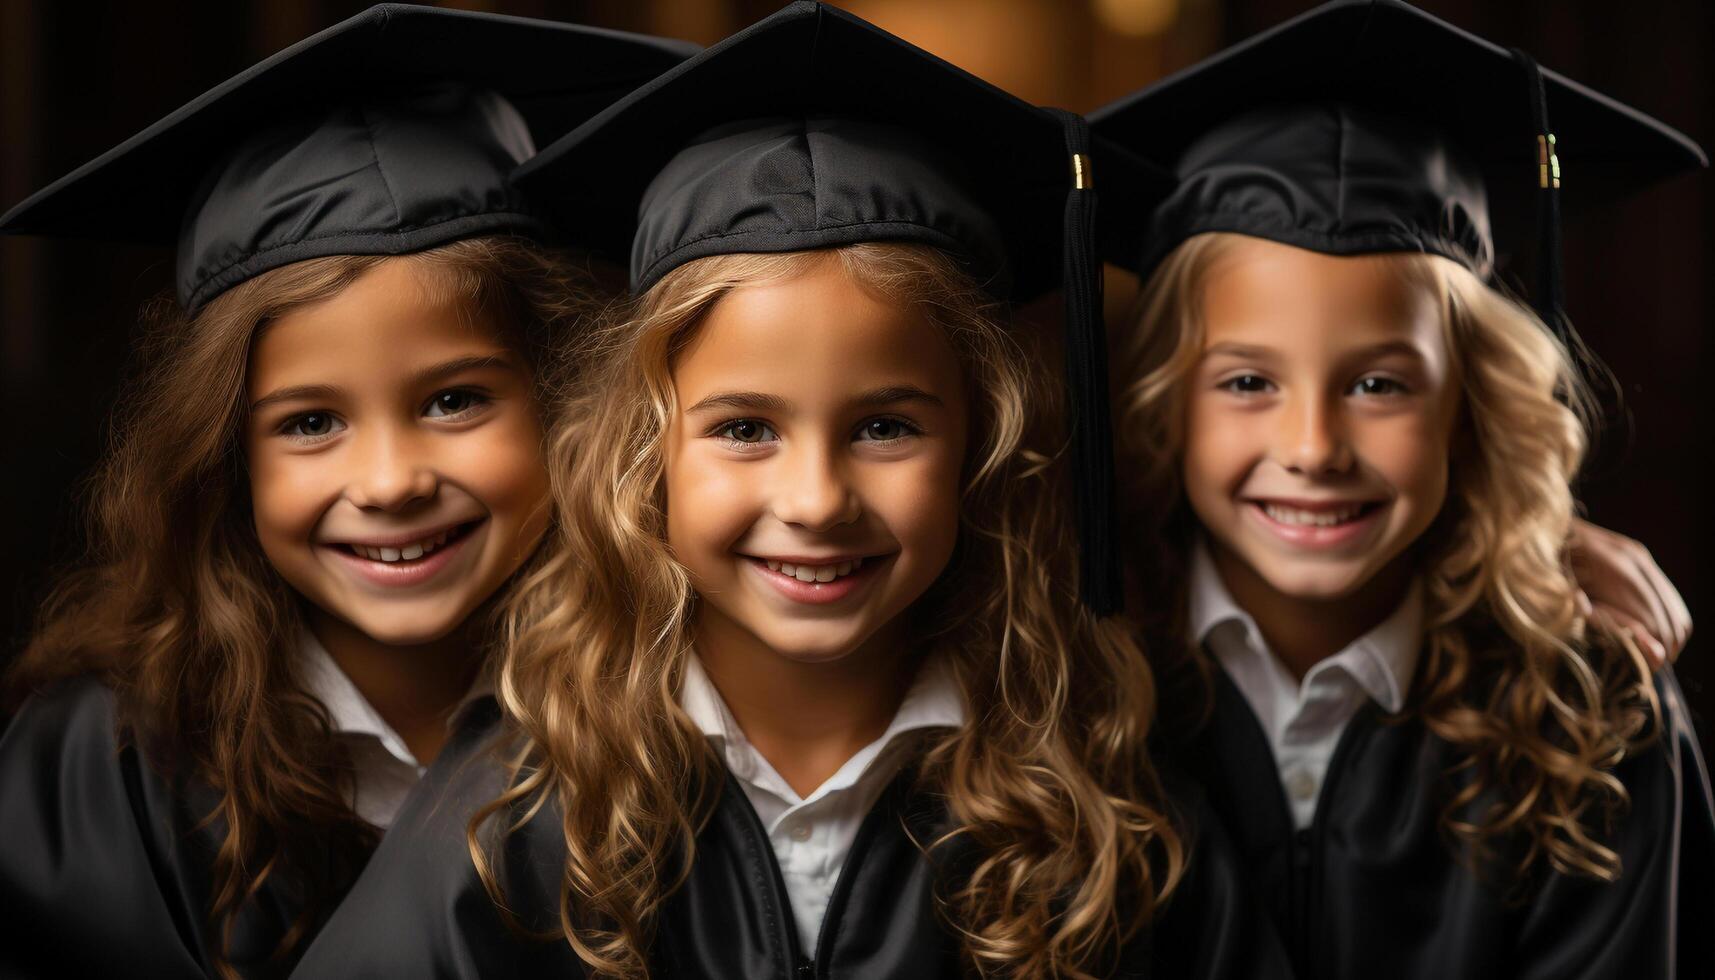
[1091,2,1713,977]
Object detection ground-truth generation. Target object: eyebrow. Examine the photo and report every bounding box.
[1341,340,1428,362]
[248,353,519,413]
[684,384,946,416]
[1203,342,1281,361]
[685,391,792,415]
[851,384,945,409]
[249,383,343,414]
[1202,339,1428,363]
[404,352,520,388]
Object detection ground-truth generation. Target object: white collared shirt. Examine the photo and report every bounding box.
[1189,541,1423,829]
[298,632,493,829]
[680,654,965,955]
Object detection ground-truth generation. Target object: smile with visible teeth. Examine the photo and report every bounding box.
[343,525,467,563]
[763,557,865,583]
[1259,502,1373,527]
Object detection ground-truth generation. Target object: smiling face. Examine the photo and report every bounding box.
[664,257,969,665]
[245,258,551,647]
[1182,236,1460,607]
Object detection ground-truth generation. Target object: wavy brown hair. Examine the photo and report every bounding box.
[6,236,595,977]
[1112,232,1659,886]
[477,243,1185,978]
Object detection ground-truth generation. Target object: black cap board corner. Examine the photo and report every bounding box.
[518,0,1170,613]
[0,3,699,312]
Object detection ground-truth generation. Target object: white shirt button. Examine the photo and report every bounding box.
[788,822,812,842]
[1286,768,1317,803]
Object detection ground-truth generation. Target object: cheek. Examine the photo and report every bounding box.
[246,444,333,545]
[1182,397,1258,498]
[664,440,757,567]
[870,448,964,568]
[1355,411,1452,508]
[459,418,551,536]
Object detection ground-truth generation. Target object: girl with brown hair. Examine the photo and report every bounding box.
[0,7,691,977]
[1093,2,1713,978]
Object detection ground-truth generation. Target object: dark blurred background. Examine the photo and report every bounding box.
[2,0,1708,753]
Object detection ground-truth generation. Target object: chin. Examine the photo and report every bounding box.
[1249,554,1379,602]
[337,607,468,647]
[751,623,872,664]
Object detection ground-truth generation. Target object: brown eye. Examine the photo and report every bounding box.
[1223,374,1272,394]
[1351,376,1406,396]
[858,418,914,442]
[284,413,341,438]
[721,419,773,443]
[425,390,487,418]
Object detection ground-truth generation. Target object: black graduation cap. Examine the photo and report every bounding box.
[1091,0,1706,336]
[515,1,1171,614]
[0,3,697,312]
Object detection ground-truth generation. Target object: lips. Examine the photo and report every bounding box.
[331,520,478,560]
[345,526,455,562]
[322,520,483,587]
[745,554,887,605]
[763,557,865,583]
[1244,498,1386,549]
[1256,501,1379,527]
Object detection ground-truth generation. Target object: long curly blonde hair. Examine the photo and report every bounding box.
[478,242,1184,978]
[1112,231,1659,887]
[7,236,593,977]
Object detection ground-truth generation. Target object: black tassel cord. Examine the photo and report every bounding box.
[1047,108,1122,617]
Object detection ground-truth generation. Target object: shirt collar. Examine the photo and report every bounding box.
[1189,538,1261,648]
[680,652,966,776]
[1189,538,1423,712]
[298,630,494,769]
[1343,581,1423,713]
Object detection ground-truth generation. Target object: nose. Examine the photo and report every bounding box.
[770,442,861,531]
[1273,390,1353,475]
[344,426,438,512]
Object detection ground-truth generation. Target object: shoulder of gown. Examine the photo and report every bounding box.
[0,678,210,979]
[1511,665,1715,980]
[286,702,585,979]
[1,676,349,980]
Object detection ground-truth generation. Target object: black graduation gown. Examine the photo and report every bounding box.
[287,712,1292,979]
[1175,662,1715,980]
[0,679,337,979]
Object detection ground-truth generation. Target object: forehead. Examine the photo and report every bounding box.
[247,259,511,392]
[671,261,962,400]
[1201,237,1441,349]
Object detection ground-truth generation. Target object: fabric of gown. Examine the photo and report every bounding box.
[0,679,341,979]
[286,711,1293,979]
[1173,661,1715,980]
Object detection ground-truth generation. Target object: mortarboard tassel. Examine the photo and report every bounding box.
[1510,48,1570,344]
[1048,108,1121,616]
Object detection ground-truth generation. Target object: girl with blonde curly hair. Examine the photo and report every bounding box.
[288,6,1292,979]
[1091,3,1714,978]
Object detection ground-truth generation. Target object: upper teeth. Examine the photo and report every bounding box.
[353,529,453,563]
[765,557,864,583]
[1263,503,1364,527]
